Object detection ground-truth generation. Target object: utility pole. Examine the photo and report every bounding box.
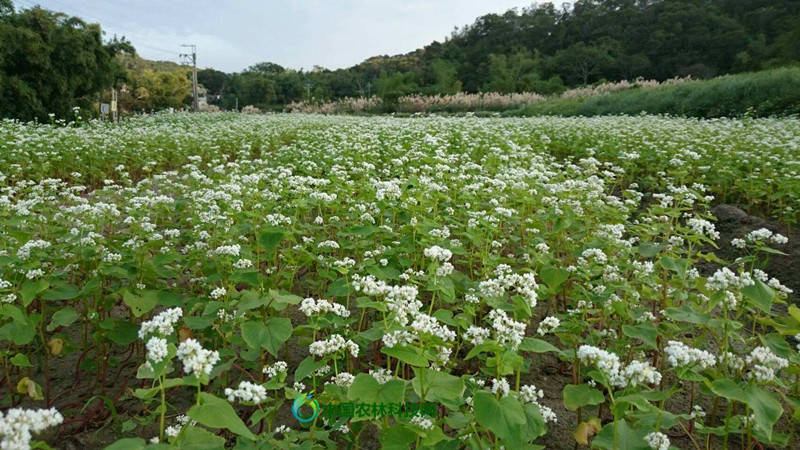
[111,89,118,122]
[180,44,199,112]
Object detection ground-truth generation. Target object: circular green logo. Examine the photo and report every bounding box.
[292,391,320,423]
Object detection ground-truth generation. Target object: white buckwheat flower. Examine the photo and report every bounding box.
[746,346,788,383]
[664,340,716,370]
[225,381,268,404]
[139,307,183,339]
[645,431,670,450]
[146,337,169,364]
[0,407,63,450]
[176,338,220,376]
[423,245,452,262]
[537,316,560,336]
[263,361,288,378]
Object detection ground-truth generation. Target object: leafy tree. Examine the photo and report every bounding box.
[197,68,229,96]
[550,42,614,85]
[246,62,286,75]
[0,3,132,121]
[374,71,417,103]
[428,59,461,95]
[484,50,545,93]
[120,68,191,111]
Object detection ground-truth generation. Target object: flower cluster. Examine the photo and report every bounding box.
[746,346,788,383]
[225,381,268,404]
[537,316,560,336]
[176,338,220,376]
[0,408,63,450]
[309,334,359,358]
[423,245,452,262]
[299,297,350,318]
[139,308,183,339]
[519,384,558,423]
[664,340,717,370]
[645,431,670,450]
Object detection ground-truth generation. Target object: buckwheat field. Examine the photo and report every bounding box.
[1,113,799,449]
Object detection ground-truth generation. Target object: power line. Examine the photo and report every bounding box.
[35,0,181,57]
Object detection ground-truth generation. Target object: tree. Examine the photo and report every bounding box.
[0,3,132,121]
[245,62,285,75]
[429,59,461,94]
[374,71,417,103]
[550,42,614,85]
[484,50,543,93]
[197,68,229,96]
[120,68,191,111]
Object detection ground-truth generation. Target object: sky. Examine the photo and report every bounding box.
[22,0,534,73]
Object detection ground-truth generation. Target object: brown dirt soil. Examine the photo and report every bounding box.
[710,204,799,303]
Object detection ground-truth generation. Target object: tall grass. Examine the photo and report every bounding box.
[509,67,800,118]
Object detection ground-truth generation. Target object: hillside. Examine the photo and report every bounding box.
[197,1,800,111]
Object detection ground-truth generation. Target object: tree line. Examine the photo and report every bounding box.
[1,0,799,120]
[202,0,800,110]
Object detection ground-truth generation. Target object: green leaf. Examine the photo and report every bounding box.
[663,305,710,324]
[540,266,569,289]
[263,317,292,356]
[240,321,268,350]
[659,256,687,276]
[47,307,78,332]
[465,341,502,360]
[473,391,527,448]
[122,290,157,317]
[0,310,36,345]
[380,424,416,450]
[229,270,260,287]
[348,373,405,406]
[592,419,649,450]
[325,278,351,297]
[412,368,464,405]
[742,280,774,313]
[563,384,605,411]
[744,385,782,441]
[10,353,33,367]
[269,290,303,310]
[42,283,80,300]
[258,229,285,254]
[173,425,226,449]
[108,320,140,346]
[788,305,800,323]
[20,279,49,307]
[761,333,792,359]
[382,345,428,367]
[237,290,267,311]
[188,392,256,440]
[433,276,455,302]
[621,324,659,349]
[349,225,379,236]
[295,356,325,382]
[709,379,748,404]
[240,318,292,357]
[637,242,664,258]
[519,337,560,353]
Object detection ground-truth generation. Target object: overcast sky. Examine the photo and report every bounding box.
[22,0,533,73]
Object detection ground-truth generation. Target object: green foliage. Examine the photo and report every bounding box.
[0,3,131,121]
[512,66,800,118]
[3,112,799,449]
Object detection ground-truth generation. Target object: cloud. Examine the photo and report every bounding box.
[35,0,532,72]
